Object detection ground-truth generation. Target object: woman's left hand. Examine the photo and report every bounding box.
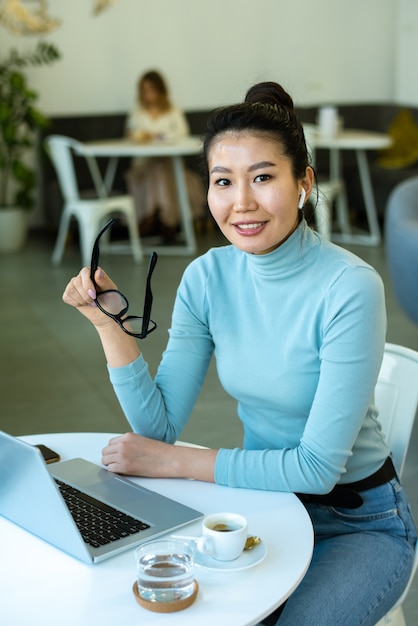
[102,432,176,477]
[101,432,218,483]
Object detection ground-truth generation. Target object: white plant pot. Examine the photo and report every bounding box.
[0,207,28,253]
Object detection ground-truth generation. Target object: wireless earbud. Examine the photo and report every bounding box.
[298,188,306,209]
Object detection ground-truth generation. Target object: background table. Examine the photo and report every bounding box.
[0,433,313,626]
[304,125,391,245]
[78,136,203,256]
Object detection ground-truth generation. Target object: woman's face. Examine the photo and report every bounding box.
[207,131,313,255]
[140,80,161,107]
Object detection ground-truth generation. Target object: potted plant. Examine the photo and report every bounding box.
[0,41,60,252]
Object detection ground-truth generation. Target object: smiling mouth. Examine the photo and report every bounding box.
[234,222,267,231]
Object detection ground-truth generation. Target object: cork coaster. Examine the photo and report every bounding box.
[132,580,199,612]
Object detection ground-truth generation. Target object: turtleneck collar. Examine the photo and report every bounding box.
[243,220,321,278]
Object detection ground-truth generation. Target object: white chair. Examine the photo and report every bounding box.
[373,343,418,626]
[45,135,143,266]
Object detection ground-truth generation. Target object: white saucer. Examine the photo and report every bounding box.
[194,540,267,571]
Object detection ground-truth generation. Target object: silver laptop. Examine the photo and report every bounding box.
[0,431,203,563]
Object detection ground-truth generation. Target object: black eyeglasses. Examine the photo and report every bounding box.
[90,218,158,339]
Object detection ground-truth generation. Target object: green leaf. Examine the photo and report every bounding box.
[27,106,49,129]
[0,102,11,121]
[9,72,25,91]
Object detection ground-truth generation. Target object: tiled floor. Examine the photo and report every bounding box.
[1,225,417,623]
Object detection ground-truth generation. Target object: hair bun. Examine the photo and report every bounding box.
[244,81,294,112]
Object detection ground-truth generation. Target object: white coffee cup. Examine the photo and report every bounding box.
[174,512,248,562]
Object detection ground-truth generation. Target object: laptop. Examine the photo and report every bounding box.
[0,431,203,563]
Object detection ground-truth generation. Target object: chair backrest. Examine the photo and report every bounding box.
[45,135,84,202]
[375,343,418,477]
[45,135,108,204]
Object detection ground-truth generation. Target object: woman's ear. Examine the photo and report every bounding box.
[299,166,315,207]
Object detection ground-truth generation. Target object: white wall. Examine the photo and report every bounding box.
[395,0,418,104]
[0,0,406,116]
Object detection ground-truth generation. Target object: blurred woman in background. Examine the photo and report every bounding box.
[125,69,205,243]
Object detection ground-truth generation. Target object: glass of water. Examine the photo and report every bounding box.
[134,539,195,605]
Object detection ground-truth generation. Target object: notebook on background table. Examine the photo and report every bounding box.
[0,431,203,563]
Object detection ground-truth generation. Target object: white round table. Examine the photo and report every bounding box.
[0,432,313,626]
[79,136,202,256]
[0,433,313,626]
[304,124,392,245]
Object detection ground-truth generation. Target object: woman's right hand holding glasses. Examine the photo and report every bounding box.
[63,265,141,368]
[63,219,154,365]
[62,266,118,329]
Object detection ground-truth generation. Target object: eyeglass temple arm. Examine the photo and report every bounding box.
[90,218,116,281]
[142,252,158,329]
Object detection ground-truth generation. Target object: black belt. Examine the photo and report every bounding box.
[297,457,397,510]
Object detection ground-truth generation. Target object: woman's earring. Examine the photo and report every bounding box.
[298,188,306,209]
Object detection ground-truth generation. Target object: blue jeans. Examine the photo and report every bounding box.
[276,478,417,625]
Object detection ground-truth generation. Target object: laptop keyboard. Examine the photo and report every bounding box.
[54,479,151,548]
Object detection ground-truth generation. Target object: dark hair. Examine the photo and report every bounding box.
[138,70,171,111]
[203,81,309,181]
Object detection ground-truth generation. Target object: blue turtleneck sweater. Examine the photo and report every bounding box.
[108,221,389,493]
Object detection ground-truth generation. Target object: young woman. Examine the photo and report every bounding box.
[63,81,417,625]
[125,69,205,242]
